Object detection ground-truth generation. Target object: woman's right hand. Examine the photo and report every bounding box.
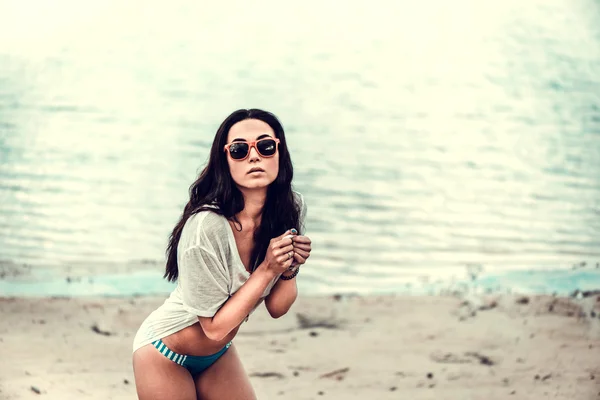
[262,230,296,276]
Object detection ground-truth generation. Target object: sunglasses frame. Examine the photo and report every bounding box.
[223,137,280,161]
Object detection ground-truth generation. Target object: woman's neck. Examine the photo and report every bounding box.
[237,188,267,226]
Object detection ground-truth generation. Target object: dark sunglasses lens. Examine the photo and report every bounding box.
[228,143,249,159]
[257,139,277,156]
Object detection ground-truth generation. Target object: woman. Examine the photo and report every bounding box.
[132,109,311,399]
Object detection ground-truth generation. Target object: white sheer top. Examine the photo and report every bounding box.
[132,192,306,352]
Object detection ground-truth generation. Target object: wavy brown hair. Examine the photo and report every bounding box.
[164,109,301,282]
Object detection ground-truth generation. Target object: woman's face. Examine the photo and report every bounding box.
[225,118,280,191]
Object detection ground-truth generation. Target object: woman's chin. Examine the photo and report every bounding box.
[238,179,273,191]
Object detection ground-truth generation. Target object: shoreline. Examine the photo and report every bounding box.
[1,293,599,399]
[2,259,600,299]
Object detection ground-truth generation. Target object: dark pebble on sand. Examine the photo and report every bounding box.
[318,391,324,395]
[591,311,596,318]
[427,373,433,379]
[30,386,41,394]
[250,372,285,379]
[293,371,299,377]
[91,324,112,336]
[389,386,397,391]
[309,331,319,337]
[542,374,552,381]
[516,297,529,305]
[534,374,540,380]
[591,375,595,380]
[123,379,129,384]
[510,390,516,395]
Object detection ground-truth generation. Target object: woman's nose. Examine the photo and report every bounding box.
[248,145,261,161]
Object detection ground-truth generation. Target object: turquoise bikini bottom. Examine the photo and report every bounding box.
[151,339,231,376]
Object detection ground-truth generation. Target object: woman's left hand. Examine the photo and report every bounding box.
[291,235,311,267]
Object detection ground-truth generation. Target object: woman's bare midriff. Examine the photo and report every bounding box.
[161,321,242,356]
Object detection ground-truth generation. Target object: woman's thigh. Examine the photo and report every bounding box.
[133,344,197,400]
[194,344,256,400]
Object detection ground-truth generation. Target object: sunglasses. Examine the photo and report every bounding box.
[224,138,280,160]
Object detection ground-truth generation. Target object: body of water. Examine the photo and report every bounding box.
[1,0,599,296]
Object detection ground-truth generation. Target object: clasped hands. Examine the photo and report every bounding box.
[264,228,312,276]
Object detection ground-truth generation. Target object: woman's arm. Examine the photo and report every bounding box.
[198,231,295,341]
[265,233,311,318]
[264,274,298,318]
[198,264,278,341]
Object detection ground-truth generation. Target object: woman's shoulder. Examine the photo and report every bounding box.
[184,209,230,248]
[292,191,308,231]
[292,190,305,206]
[293,190,308,211]
[190,209,229,232]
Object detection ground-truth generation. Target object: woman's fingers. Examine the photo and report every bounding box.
[273,237,293,251]
[284,257,294,269]
[292,243,311,252]
[277,253,295,264]
[277,229,294,240]
[293,252,306,265]
[268,231,309,269]
[292,235,311,245]
[265,231,300,274]
[293,248,310,259]
[293,248,310,265]
[274,244,294,257]
[291,236,311,266]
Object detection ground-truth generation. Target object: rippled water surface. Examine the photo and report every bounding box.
[1,0,599,295]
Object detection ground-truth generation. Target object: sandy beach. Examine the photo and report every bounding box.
[1,292,599,400]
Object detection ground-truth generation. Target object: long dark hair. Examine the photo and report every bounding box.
[164,109,301,282]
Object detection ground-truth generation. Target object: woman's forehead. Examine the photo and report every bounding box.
[227,119,274,142]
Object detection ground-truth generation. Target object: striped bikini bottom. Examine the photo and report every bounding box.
[151,339,231,376]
